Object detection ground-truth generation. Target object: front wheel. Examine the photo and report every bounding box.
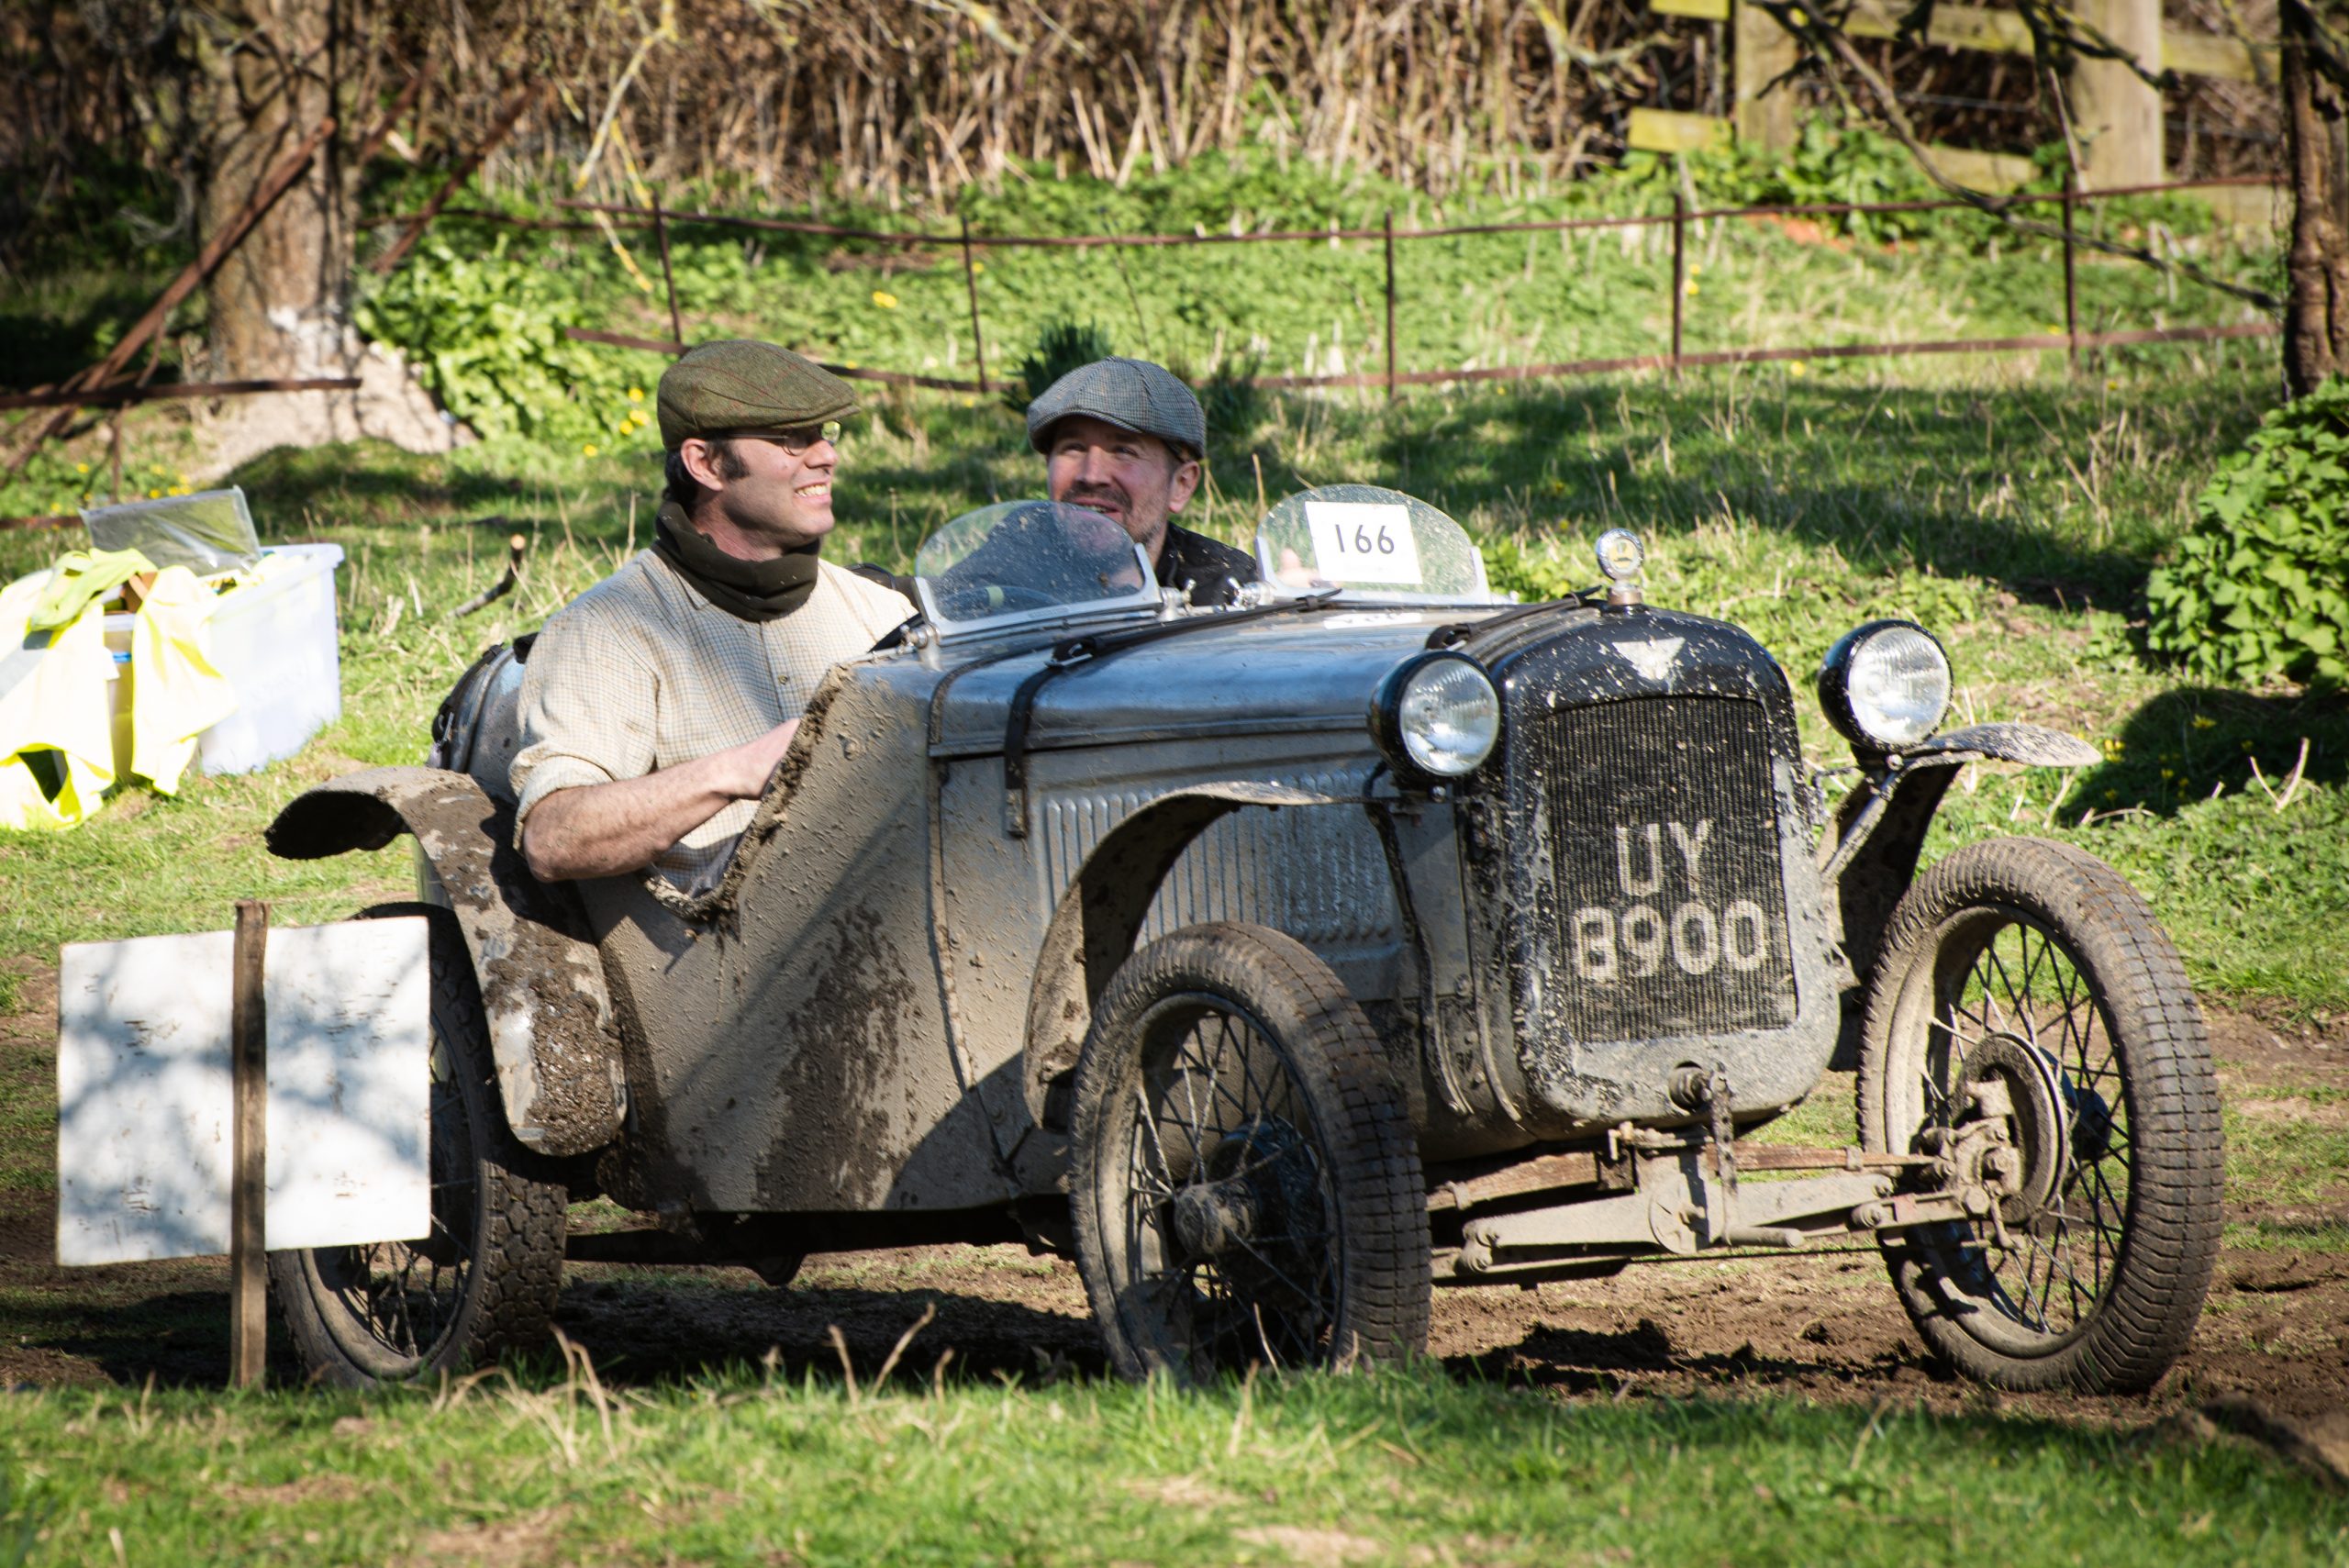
[271,903,567,1386]
[1857,838,2222,1394]
[1070,922,1431,1383]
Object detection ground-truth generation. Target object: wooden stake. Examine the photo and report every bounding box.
[229,899,270,1390]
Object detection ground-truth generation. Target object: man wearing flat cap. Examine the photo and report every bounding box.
[1027,357,1258,605]
[510,340,912,893]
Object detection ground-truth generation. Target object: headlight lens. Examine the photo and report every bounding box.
[1819,620,1951,750]
[1375,653,1501,779]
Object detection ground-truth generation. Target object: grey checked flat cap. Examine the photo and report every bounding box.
[1026,357,1207,459]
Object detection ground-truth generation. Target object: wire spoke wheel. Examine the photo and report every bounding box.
[1073,923,1429,1384]
[270,905,566,1386]
[1858,839,2222,1394]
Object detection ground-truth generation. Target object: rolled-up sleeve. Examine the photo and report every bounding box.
[508,598,660,840]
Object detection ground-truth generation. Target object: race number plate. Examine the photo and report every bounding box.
[1304,500,1422,585]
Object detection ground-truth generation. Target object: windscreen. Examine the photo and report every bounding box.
[913,500,1160,636]
[1253,484,1490,601]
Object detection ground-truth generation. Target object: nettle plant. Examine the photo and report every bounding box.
[2147,376,2349,692]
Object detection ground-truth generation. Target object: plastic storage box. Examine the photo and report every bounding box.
[102,543,346,777]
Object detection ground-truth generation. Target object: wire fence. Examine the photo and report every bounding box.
[462,172,2289,399]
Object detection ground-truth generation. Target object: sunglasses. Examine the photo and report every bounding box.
[758,420,841,455]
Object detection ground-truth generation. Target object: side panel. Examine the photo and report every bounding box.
[577,673,1008,1215]
[265,766,623,1156]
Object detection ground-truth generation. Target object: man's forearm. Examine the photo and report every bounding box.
[522,751,751,882]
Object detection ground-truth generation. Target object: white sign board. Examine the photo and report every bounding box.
[57,919,432,1265]
[1304,500,1422,586]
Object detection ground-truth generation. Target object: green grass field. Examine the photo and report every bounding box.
[5,1361,2346,1567]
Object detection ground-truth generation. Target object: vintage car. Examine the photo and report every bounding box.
[263,486,2222,1393]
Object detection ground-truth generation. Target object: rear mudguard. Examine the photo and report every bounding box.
[265,765,626,1156]
[1826,722,2102,983]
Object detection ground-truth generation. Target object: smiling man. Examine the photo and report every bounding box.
[509,339,912,893]
[1026,357,1259,605]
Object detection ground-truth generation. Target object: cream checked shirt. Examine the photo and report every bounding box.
[509,550,914,895]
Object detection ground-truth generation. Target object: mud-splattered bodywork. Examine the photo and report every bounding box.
[266,592,2087,1225]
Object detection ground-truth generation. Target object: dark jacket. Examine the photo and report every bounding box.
[1156,522,1260,606]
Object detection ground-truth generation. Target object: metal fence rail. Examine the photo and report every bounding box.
[468,174,2286,400]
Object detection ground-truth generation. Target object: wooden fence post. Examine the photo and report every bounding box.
[229,899,270,1389]
[1670,190,1687,379]
[1733,0,1798,150]
[2074,0,2163,187]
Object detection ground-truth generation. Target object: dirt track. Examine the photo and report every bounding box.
[4,974,2343,1427]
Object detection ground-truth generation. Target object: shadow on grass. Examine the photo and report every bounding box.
[2069,684,2347,822]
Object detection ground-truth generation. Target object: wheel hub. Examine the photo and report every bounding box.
[1956,1032,2071,1221]
[1167,1118,1327,1311]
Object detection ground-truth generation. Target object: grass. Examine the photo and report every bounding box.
[2,1361,2344,1567]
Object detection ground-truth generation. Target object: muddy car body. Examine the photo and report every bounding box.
[267,488,2222,1391]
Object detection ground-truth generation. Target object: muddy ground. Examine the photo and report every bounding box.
[4,965,2343,1431]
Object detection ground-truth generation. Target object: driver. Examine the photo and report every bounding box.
[509,340,913,894]
[1025,358,1259,606]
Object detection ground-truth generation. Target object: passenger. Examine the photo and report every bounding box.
[1026,358,1260,606]
[509,339,913,892]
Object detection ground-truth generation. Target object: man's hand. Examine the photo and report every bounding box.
[522,717,801,883]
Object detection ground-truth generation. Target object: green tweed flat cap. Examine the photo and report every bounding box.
[1026,357,1207,460]
[657,339,859,448]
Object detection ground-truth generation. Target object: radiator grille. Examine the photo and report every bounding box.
[1529,696,1796,1043]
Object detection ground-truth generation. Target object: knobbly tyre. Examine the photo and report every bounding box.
[263,486,2222,1392]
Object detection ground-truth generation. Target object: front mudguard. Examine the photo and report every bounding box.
[1823,722,2102,986]
[265,766,626,1156]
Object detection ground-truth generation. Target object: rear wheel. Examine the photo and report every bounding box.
[1070,922,1430,1383]
[271,903,567,1386]
[1857,839,2222,1394]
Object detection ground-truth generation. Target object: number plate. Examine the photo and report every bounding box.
[1304,501,1422,586]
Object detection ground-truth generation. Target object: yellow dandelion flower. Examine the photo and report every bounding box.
[75,462,89,474]
[2046,325,2065,336]
[1787,361,1808,378]
[2159,767,2174,779]
[873,290,900,310]
[2191,715,2216,729]
[146,488,161,499]
[583,443,600,457]
[628,386,645,402]
[1684,282,1700,297]
[972,261,985,273]
[2105,378,2119,390]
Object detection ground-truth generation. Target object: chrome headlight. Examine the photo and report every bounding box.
[1818,619,1951,751]
[1373,653,1501,780]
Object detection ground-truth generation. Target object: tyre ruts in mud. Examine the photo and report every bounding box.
[1857,838,2224,1394]
[1070,922,1431,1382]
[271,903,567,1386]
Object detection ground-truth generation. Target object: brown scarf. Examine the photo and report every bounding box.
[652,502,821,622]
